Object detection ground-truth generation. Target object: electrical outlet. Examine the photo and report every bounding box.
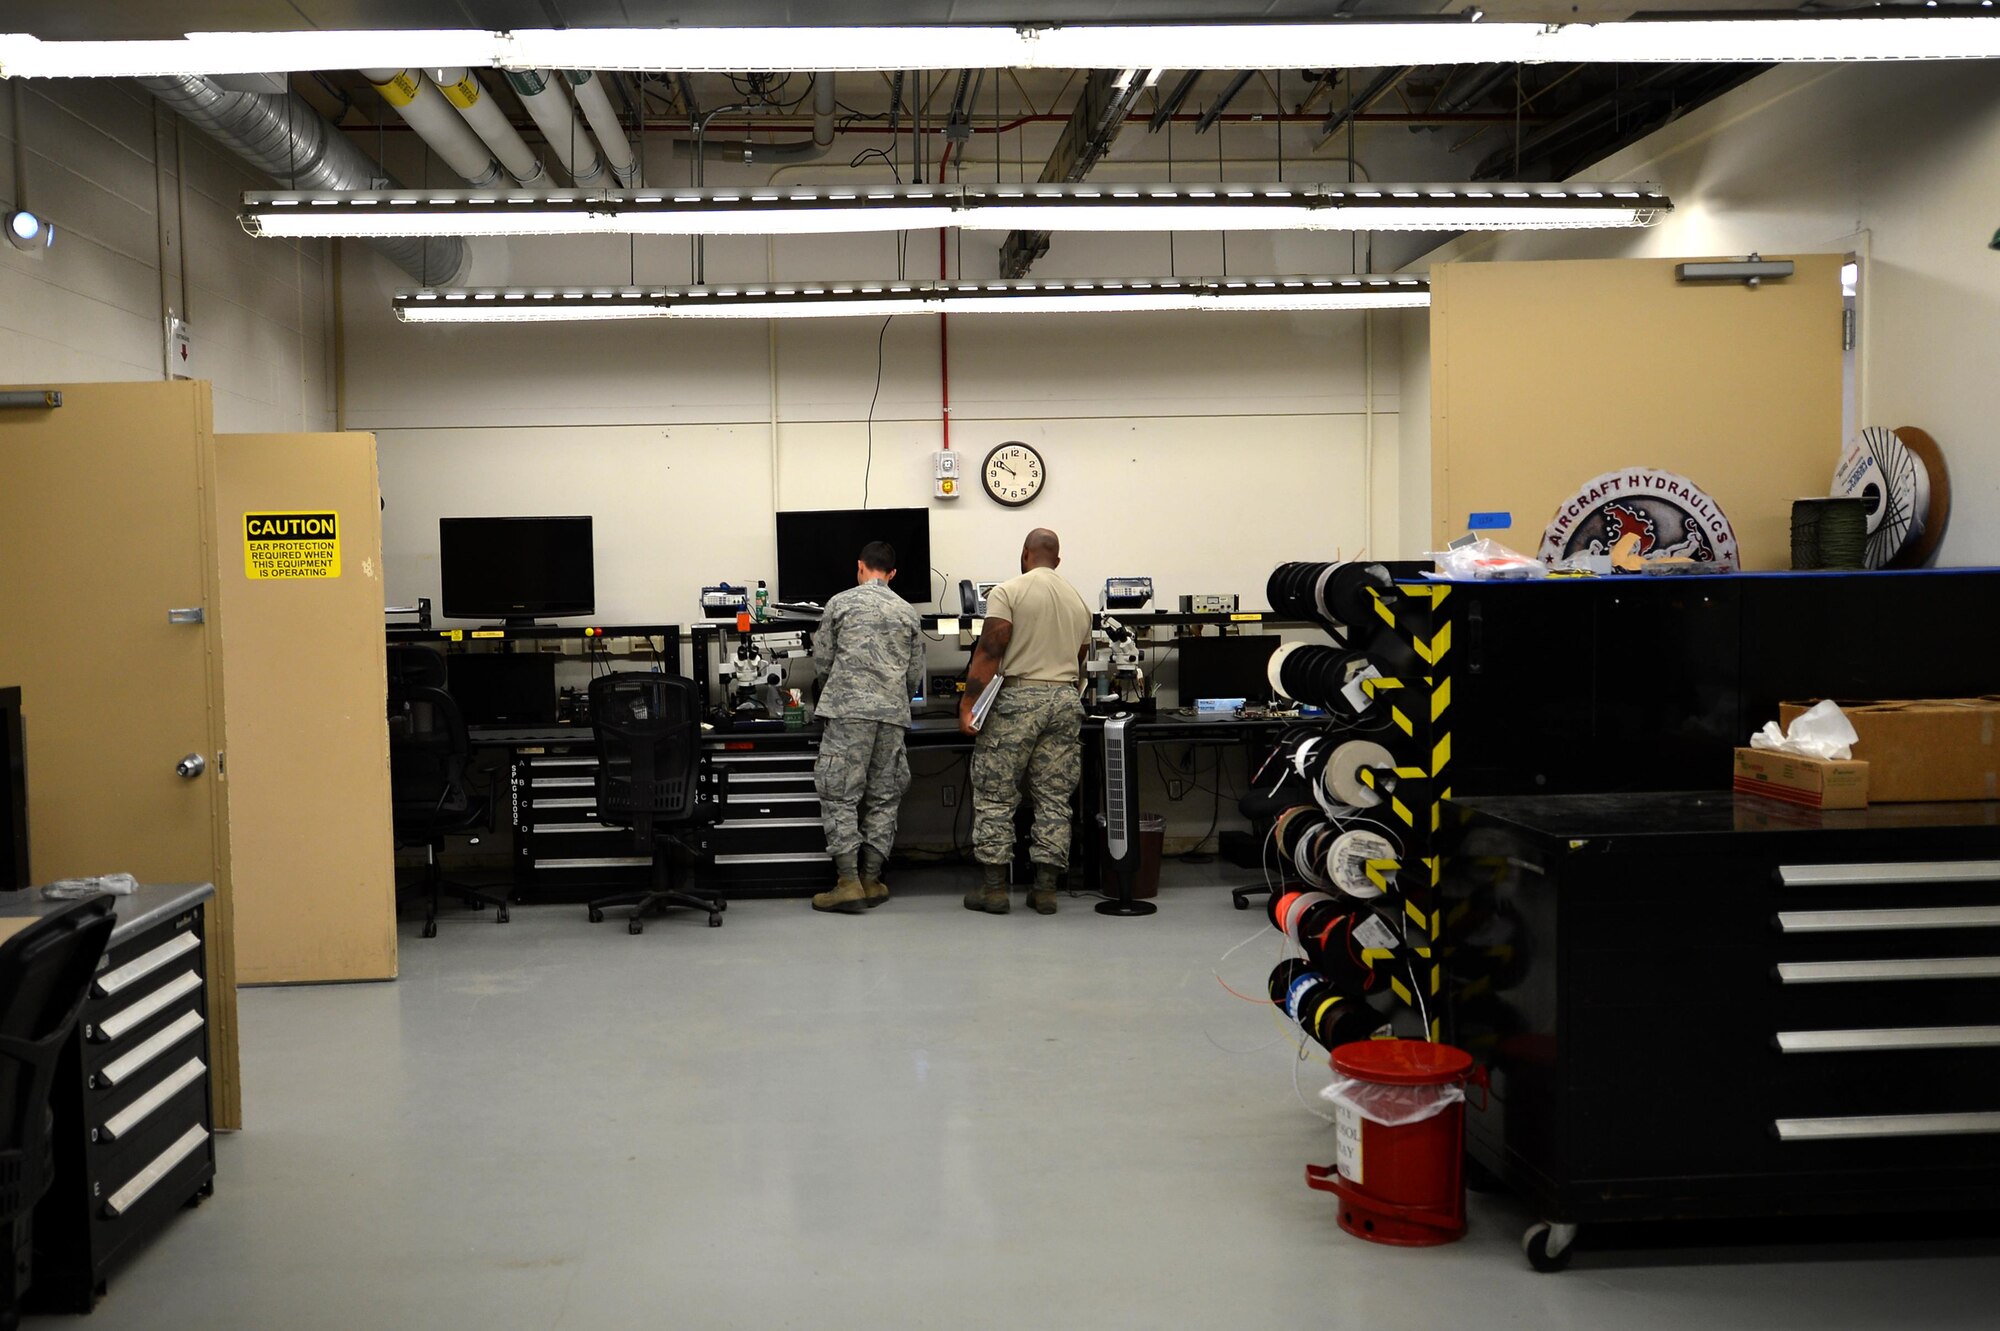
[942,784,958,807]
[930,673,961,697]
[1167,779,1187,801]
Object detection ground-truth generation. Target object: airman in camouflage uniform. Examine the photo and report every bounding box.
[960,528,1093,915]
[810,541,926,914]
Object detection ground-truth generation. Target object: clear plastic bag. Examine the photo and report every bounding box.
[41,872,139,899]
[1427,538,1548,581]
[1320,1074,1466,1127]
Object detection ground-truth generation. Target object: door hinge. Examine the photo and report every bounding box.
[1842,307,1856,352]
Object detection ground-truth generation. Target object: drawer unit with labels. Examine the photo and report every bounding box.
[20,883,216,1312]
[701,745,833,895]
[1442,793,2000,1264]
[511,750,651,901]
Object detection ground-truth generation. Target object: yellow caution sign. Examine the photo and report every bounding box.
[243,511,340,580]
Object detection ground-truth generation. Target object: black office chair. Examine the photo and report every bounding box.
[585,673,727,934]
[388,660,509,938]
[0,896,115,1331]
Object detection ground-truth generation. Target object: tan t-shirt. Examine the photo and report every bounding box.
[984,566,1092,684]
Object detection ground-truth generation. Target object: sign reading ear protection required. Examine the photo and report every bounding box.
[243,511,340,579]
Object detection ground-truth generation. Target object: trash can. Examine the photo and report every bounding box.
[1095,812,1165,898]
[1305,1039,1482,1247]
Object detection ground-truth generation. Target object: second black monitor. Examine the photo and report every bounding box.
[1177,634,1280,706]
[775,508,932,607]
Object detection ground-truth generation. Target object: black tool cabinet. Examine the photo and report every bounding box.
[1441,793,2000,1270]
[21,884,217,1311]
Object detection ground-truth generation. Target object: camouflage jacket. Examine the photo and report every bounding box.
[812,581,926,723]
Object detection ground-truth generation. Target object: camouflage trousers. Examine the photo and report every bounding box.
[971,683,1084,869]
[815,718,912,858]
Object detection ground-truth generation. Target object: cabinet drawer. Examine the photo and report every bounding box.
[85,967,204,1052]
[98,1122,212,1228]
[704,823,828,857]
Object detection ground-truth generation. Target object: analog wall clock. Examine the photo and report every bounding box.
[981,441,1046,507]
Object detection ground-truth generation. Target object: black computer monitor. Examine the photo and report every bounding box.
[2,686,27,890]
[439,516,595,624]
[775,508,932,607]
[446,653,559,726]
[1177,634,1281,706]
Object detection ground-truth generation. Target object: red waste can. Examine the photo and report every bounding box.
[1305,1039,1482,1247]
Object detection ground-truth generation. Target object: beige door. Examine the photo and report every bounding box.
[216,432,397,984]
[0,381,242,1128]
[1430,255,1845,568]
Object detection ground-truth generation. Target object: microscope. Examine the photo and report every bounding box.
[722,631,808,718]
[1086,616,1149,713]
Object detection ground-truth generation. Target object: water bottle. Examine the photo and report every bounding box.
[754,580,770,622]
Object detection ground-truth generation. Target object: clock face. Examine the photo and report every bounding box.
[982,442,1046,507]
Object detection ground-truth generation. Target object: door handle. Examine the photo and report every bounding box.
[167,607,206,625]
[175,753,206,779]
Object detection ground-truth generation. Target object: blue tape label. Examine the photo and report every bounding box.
[1467,511,1513,529]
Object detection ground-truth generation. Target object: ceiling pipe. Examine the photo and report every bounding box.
[1193,71,1254,134]
[504,69,608,185]
[566,71,639,186]
[670,72,836,164]
[1149,70,1202,131]
[359,67,504,187]
[1321,67,1414,141]
[432,66,545,184]
[140,73,464,285]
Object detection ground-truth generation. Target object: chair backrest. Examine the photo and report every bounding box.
[386,644,448,690]
[386,679,473,823]
[0,896,116,1223]
[590,673,701,839]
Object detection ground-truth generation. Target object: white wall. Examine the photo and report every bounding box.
[0,80,334,432]
[1401,61,2000,563]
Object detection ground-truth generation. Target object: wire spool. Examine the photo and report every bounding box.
[1268,959,1395,1050]
[1274,805,1323,871]
[1294,825,1340,891]
[1295,899,1391,997]
[1832,426,1952,568]
[1321,740,1393,810]
[1790,497,1869,570]
[1277,890,1334,943]
[1326,826,1398,899]
[1265,560,1398,629]
[1268,643,1376,715]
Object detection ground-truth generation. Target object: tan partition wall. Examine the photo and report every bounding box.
[1429,255,1845,567]
[216,433,397,984]
[0,381,242,1128]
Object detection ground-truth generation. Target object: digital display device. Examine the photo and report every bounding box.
[439,516,595,623]
[775,508,932,608]
[1177,634,1281,706]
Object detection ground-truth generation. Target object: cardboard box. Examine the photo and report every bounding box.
[1733,747,1871,810]
[1779,698,2000,803]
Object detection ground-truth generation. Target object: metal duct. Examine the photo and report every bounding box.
[141,74,465,285]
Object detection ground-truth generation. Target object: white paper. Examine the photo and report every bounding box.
[1748,699,1859,760]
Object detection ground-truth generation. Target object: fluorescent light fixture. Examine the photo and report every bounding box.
[392,276,1432,324]
[245,183,1668,240]
[6,19,2000,78]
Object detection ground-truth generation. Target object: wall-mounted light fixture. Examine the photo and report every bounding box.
[5,207,54,251]
[1675,255,1795,287]
[245,183,1670,241]
[392,275,1432,324]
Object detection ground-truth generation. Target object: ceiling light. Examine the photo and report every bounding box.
[392,277,1432,324]
[5,20,2000,79]
[244,183,1668,241]
[4,208,53,251]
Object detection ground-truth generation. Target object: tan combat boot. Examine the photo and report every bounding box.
[812,852,869,914]
[858,847,890,908]
[1025,862,1061,915]
[963,861,1010,914]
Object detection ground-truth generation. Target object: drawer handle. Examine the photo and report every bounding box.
[103,1124,210,1218]
[99,1057,207,1141]
[1779,860,2000,888]
[534,856,651,870]
[94,969,203,1043]
[712,851,831,866]
[1777,957,2000,984]
[1774,1112,2000,1141]
[712,818,824,830]
[1776,907,2000,934]
[93,930,200,998]
[524,797,596,809]
[1774,1025,2000,1053]
[98,1010,205,1088]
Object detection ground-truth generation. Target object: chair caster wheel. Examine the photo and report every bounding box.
[465,898,485,910]
[717,900,729,912]
[422,920,438,939]
[628,918,644,935]
[1523,1222,1578,1273]
[496,908,511,924]
[588,908,603,923]
[708,913,723,927]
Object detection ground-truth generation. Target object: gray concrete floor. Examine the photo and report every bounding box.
[30,864,1999,1330]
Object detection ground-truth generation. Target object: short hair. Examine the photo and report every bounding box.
[859,541,897,573]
